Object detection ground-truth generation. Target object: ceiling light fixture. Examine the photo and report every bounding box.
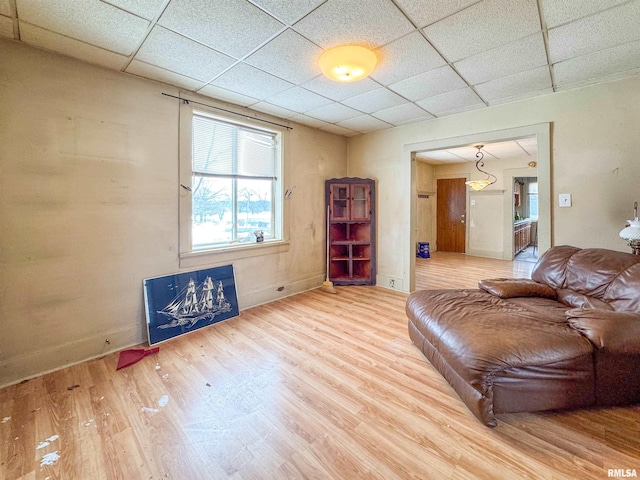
[465,145,497,191]
[319,45,377,82]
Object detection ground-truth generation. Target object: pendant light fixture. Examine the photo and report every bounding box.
[319,45,377,82]
[465,145,497,191]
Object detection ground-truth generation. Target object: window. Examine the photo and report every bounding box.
[528,181,538,220]
[180,107,284,257]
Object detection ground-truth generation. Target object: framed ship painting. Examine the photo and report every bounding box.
[144,264,239,345]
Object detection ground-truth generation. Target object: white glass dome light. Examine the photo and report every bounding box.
[619,202,640,255]
[319,45,377,83]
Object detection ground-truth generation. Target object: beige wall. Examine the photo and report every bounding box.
[0,40,347,387]
[348,75,640,292]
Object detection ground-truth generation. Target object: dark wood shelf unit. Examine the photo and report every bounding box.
[326,177,376,286]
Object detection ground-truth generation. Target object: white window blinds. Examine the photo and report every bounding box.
[192,114,277,179]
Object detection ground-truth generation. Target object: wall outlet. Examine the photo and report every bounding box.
[559,193,572,207]
[389,279,395,288]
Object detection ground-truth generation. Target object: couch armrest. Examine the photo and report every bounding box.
[478,278,556,299]
[566,309,640,354]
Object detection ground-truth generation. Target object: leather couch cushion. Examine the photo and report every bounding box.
[406,290,593,385]
[566,308,640,353]
[564,248,640,299]
[556,289,613,310]
[531,245,579,288]
[479,278,556,299]
[532,246,640,313]
[604,262,640,313]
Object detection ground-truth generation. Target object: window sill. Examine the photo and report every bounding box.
[179,240,290,269]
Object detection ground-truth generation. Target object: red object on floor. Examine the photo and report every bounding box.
[116,347,160,370]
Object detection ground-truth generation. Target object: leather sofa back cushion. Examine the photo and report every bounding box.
[531,245,579,288]
[564,249,640,298]
[604,263,640,312]
[533,246,640,313]
[556,289,613,311]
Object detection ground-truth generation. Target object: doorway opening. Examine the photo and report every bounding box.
[407,123,551,292]
[513,176,539,263]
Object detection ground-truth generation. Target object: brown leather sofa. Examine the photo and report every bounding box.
[406,246,640,427]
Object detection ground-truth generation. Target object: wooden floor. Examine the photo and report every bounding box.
[2,253,639,479]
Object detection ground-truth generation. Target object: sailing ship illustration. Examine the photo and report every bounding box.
[157,276,232,329]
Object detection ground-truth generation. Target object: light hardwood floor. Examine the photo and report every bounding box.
[1,253,639,479]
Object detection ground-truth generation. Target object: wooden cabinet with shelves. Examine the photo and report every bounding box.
[514,220,531,255]
[326,178,375,286]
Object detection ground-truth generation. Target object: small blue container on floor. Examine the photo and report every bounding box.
[417,242,430,258]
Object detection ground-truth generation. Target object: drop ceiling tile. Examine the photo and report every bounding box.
[475,66,552,104]
[0,0,13,16]
[416,150,467,163]
[20,22,129,70]
[263,86,333,112]
[17,0,149,55]
[455,33,547,85]
[562,70,640,91]
[416,87,484,115]
[103,0,166,20]
[135,27,236,82]
[388,66,467,101]
[372,103,434,125]
[209,62,294,100]
[337,115,392,132]
[369,32,447,85]
[250,102,298,119]
[320,124,358,136]
[305,102,362,123]
[554,40,640,89]
[444,145,485,161]
[344,131,362,137]
[547,1,640,63]
[394,0,479,28]
[301,75,380,102]
[516,137,538,156]
[126,59,205,90]
[482,140,529,159]
[251,0,325,25]
[198,85,259,107]
[423,0,540,63]
[0,15,13,38]
[293,0,414,49]
[245,29,322,84]
[158,0,284,59]
[341,88,408,114]
[289,114,331,129]
[489,87,554,106]
[541,0,628,28]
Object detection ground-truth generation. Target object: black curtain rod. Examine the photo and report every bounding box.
[162,92,293,130]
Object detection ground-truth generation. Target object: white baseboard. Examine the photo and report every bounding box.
[377,275,406,293]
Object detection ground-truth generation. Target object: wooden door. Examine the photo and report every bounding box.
[437,178,466,253]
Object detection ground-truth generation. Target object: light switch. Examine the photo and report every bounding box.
[559,193,572,207]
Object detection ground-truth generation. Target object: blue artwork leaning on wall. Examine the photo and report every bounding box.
[144,265,239,345]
